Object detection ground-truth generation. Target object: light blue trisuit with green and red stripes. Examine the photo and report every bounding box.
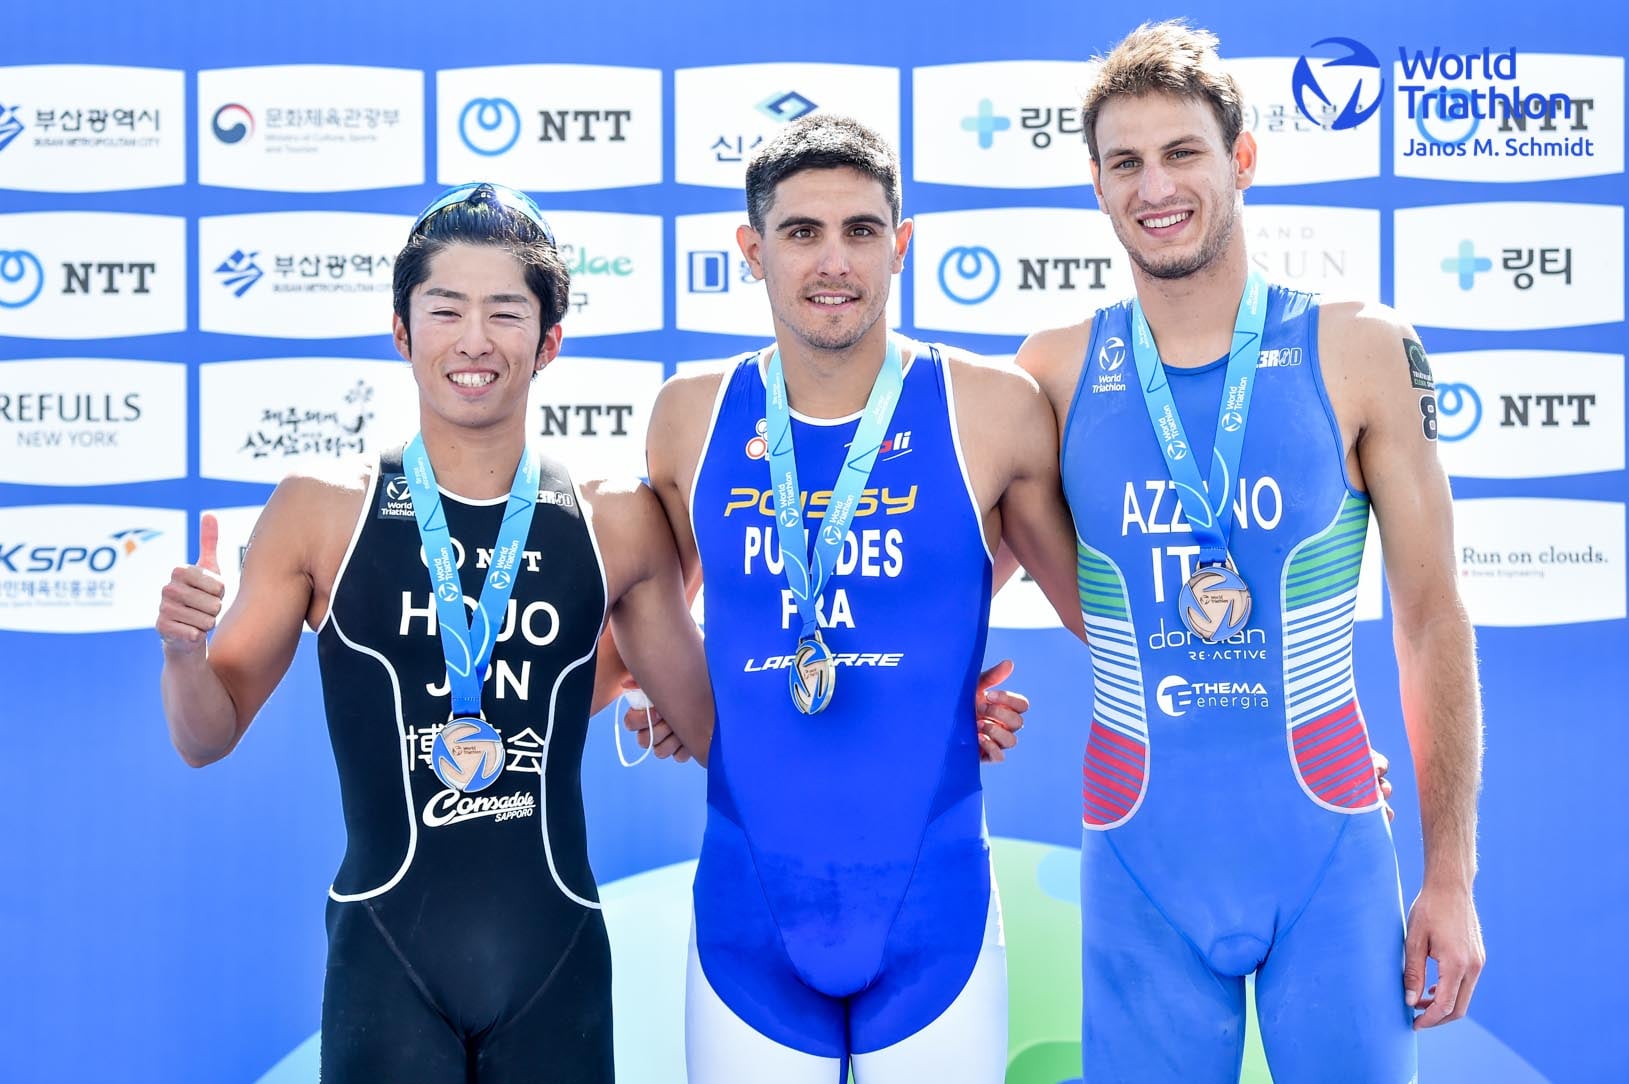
[1060,286,1417,1083]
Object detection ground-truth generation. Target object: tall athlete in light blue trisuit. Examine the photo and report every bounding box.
[1019,22,1487,1083]
[642,116,1084,1082]
[1066,286,1416,1080]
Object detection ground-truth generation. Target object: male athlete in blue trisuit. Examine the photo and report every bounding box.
[1017,23,1486,1082]
[157,183,715,1082]
[637,116,1084,1082]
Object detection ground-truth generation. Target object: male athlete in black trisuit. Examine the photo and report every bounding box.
[157,183,714,1082]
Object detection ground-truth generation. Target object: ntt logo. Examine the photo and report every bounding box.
[1437,382,1482,441]
[0,249,45,309]
[938,246,1000,305]
[458,97,521,157]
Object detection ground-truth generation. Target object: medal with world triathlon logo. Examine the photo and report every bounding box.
[1178,563,1253,643]
[1130,273,1268,644]
[400,435,540,791]
[430,717,507,793]
[789,631,838,715]
[764,337,905,714]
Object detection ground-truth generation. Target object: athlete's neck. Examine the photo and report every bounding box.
[416,414,528,499]
[771,323,893,419]
[1131,247,1252,369]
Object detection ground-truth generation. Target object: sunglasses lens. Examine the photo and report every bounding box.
[411,183,554,247]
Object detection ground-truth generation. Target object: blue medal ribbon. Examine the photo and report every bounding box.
[765,337,905,710]
[1129,273,1268,570]
[401,435,540,720]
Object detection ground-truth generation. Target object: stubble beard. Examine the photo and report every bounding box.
[794,290,882,353]
[1119,199,1239,282]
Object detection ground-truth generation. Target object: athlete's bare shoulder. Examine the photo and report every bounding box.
[938,346,1045,418]
[1317,298,1425,397]
[578,475,666,531]
[650,366,729,440]
[270,457,372,534]
[1317,296,1417,347]
[1016,319,1094,372]
[647,363,733,503]
[248,456,373,600]
[577,476,673,599]
[1015,316,1095,425]
[935,345,1061,510]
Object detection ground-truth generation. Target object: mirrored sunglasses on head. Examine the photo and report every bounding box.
[410,181,556,247]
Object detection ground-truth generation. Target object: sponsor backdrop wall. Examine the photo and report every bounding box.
[1,2,1623,1081]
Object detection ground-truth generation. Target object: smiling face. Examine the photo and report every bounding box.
[392,242,561,436]
[736,166,911,356]
[1090,90,1255,282]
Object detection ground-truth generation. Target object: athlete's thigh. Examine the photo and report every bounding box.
[689,809,849,1069]
[849,888,1007,1084]
[685,925,845,1084]
[477,912,615,1084]
[1080,830,1246,1084]
[321,899,466,1083]
[1255,814,1415,1084]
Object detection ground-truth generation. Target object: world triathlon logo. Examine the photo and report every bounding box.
[938,246,1000,305]
[790,638,836,714]
[0,104,25,152]
[1291,37,1386,130]
[431,718,506,793]
[1178,566,1252,642]
[1099,337,1126,371]
[0,249,46,309]
[459,97,521,157]
[211,103,254,144]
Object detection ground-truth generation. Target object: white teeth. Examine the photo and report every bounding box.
[449,371,496,387]
[1143,211,1190,229]
[811,296,850,306]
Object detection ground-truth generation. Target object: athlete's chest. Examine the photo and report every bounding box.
[1065,307,1346,574]
[345,482,602,642]
[694,385,986,650]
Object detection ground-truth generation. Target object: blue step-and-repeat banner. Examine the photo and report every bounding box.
[1,2,1624,1081]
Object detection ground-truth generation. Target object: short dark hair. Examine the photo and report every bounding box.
[744,114,902,234]
[1082,20,1245,163]
[392,184,570,352]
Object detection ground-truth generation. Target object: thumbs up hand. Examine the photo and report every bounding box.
[197,511,220,575]
[156,513,227,652]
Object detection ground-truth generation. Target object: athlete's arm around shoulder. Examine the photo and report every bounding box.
[580,477,715,767]
[946,348,1085,641]
[1322,300,1486,1025]
[156,463,367,767]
